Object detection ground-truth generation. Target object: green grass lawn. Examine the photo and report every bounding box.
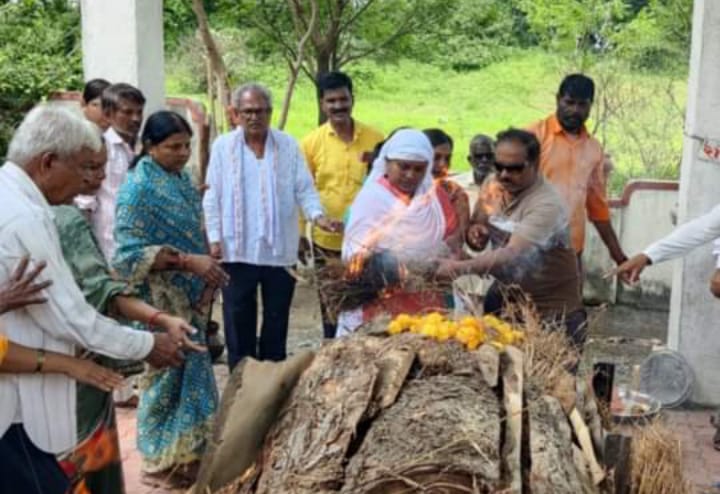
[167,50,687,193]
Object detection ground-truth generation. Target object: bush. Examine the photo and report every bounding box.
[0,1,82,158]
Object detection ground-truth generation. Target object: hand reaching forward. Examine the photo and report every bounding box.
[315,216,344,234]
[145,333,185,369]
[156,314,207,353]
[611,254,651,284]
[185,254,230,287]
[63,358,124,392]
[0,256,53,314]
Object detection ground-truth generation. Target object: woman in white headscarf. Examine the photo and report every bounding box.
[337,129,463,335]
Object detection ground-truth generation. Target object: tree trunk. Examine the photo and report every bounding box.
[315,51,332,125]
[191,0,231,119]
[278,0,318,130]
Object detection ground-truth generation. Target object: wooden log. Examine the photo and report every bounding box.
[340,373,504,493]
[474,344,500,387]
[528,395,597,494]
[501,346,524,493]
[569,407,606,485]
[252,337,381,494]
[604,434,632,494]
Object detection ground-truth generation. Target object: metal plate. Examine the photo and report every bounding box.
[639,349,694,408]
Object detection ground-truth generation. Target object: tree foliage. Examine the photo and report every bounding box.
[0,0,82,157]
[405,0,533,71]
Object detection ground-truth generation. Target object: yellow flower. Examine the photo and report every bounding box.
[420,322,440,339]
[459,316,479,328]
[387,320,404,335]
[466,337,482,351]
[395,313,415,329]
[455,324,479,346]
[436,321,457,342]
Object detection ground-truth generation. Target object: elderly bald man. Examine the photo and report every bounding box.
[0,104,184,494]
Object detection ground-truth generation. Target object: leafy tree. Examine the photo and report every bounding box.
[406,0,533,71]
[613,0,692,72]
[0,0,82,157]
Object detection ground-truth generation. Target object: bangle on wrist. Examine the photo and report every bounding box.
[148,310,168,329]
[34,349,45,373]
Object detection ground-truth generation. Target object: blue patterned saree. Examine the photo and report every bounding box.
[113,156,217,473]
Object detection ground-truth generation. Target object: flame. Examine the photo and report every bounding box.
[477,178,506,217]
[346,254,365,280]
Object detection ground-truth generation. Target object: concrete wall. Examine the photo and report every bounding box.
[583,181,679,309]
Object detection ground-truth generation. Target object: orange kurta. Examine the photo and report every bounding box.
[527,114,610,253]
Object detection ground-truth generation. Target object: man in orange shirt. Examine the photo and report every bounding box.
[528,74,626,270]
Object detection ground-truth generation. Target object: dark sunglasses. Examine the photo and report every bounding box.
[470,152,494,161]
[493,162,527,174]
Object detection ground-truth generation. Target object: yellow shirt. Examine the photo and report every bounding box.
[301,120,384,251]
[0,334,7,366]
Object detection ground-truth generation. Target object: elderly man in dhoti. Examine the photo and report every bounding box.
[337,129,464,336]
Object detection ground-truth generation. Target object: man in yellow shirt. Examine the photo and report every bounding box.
[301,71,384,338]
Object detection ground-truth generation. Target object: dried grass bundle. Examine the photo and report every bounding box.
[315,258,451,320]
[509,303,580,394]
[630,420,692,494]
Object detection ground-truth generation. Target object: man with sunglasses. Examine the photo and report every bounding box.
[437,129,586,350]
[528,74,626,274]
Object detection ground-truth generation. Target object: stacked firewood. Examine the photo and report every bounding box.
[193,313,618,494]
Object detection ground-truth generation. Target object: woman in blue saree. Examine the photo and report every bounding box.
[113,111,229,488]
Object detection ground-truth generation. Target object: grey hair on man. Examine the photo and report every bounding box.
[8,104,103,166]
[231,83,273,109]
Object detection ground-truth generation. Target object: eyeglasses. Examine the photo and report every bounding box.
[493,162,527,174]
[238,108,270,118]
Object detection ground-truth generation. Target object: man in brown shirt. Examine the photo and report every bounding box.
[437,128,585,347]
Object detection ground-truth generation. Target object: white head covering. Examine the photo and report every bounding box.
[367,128,435,195]
[343,129,449,263]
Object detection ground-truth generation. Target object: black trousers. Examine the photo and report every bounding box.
[0,424,70,494]
[221,262,296,370]
[312,243,342,339]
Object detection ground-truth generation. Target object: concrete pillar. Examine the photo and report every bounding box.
[80,0,165,114]
[667,0,720,405]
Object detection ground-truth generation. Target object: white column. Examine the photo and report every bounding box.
[668,0,720,405]
[80,0,165,114]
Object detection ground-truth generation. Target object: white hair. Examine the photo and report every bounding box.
[231,83,273,109]
[7,103,103,166]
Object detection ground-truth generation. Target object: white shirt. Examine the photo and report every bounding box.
[643,203,720,266]
[75,127,134,261]
[203,129,324,266]
[0,162,154,454]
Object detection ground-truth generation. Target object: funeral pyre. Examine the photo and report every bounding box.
[192,253,692,494]
[193,304,619,494]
